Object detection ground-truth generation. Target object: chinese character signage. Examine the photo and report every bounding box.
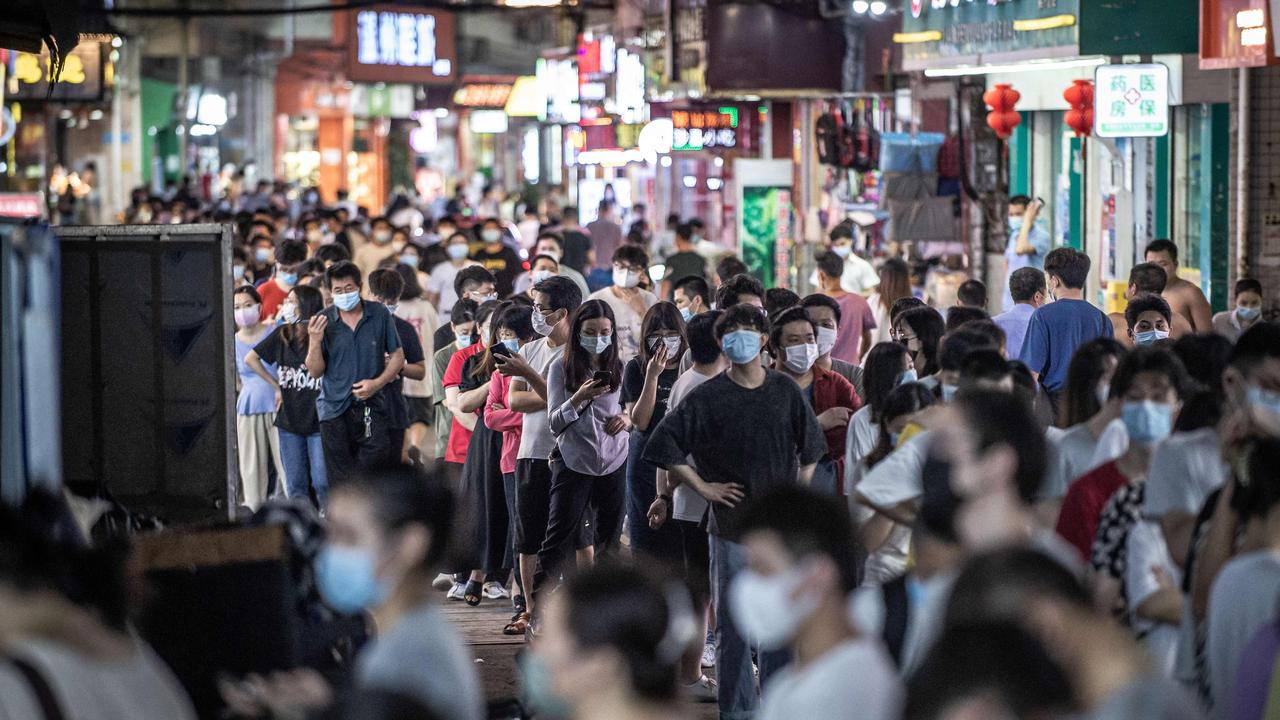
[346,6,456,85]
[7,43,105,101]
[1094,63,1169,138]
[671,107,738,151]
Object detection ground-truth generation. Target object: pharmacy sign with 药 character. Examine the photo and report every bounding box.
[1094,63,1169,138]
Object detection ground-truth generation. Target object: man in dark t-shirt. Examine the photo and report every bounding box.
[370,269,427,463]
[559,205,593,274]
[660,221,708,300]
[470,218,523,297]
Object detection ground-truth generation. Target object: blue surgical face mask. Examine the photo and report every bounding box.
[1248,386,1280,422]
[333,290,361,312]
[1237,305,1261,322]
[722,330,762,364]
[447,243,470,260]
[898,368,918,386]
[279,271,298,285]
[254,247,272,264]
[233,265,246,281]
[579,333,612,355]
[456,333,474,349]
[400,254,420,269]
[1008,218,1024,236]
[941,383,958,402]
[1122,400,1174,444]
[315,544,390,614]
[1133,329,1170,346]
[482,228,502,244]
[680,306,694,322]
[832,244,852,258]
[500,338,520,353]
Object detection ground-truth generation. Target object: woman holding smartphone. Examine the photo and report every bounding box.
[539,299,631,588]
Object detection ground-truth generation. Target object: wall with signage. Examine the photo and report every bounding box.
[7,43,107,101]
[897,0,1080,70]
[344,5,457,84]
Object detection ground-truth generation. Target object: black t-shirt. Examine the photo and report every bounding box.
[386,316,425,430]
[643,369,827,539]
[470,245,523,298]
[664,250,706,286]
[620,359,680,431]
[561,230,592,273]
[253,327,321,435]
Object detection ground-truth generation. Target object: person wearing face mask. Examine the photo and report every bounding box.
[732,486,903,720]
[249,235,276,279]
[1211,278,1265,343]
[827,222,881,296]
[815,252,877,364]
[513,253,562,297]
[644,304,826,718]
[432,266,499,351]
[529,232,590,296]
[397,243,430,293]
[469,218,523,297]
[894,305,946,381]
[233,285,286,510]
[1054,347,1189,562]
[354,217,399,281]
[441,300,500,500]
[539,300,632,589]
[300,216,326,253]
[425,232,478,322]
[589,245,658,364]
[521,564,697,720]
[769,307,862,495]
[256,239,308,322]
[1020,247,1113,413]
[801,294,864,394]
[620,304,687,565]
[673,275,711,324]
[1125,293,1174,347]
[429,299,477,466]
[244,285,329,509]
[305,261,406,484]
[1108,263,1193,347]
[1003,195,1051,312]
[232,246,253,286]
[490,277,584,634]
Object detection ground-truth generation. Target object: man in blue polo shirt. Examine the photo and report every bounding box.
[306,260,405,481]
[1019,247,1111,411]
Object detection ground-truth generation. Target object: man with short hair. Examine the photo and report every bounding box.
[645,303,826,719]
[305,261,405,481]
[660,222,709,299]
[369,269,427,462]
[1211,278,1264,343]
[992,266,1046,359]
[1144,239,1212,333]
[800,294,863,394]
[433,266,498,351]
[956,279,987,309]
[1108,262,1192,345]
[470,218,523,297]
[355,216,397,279]
[558,206,593,273]
[816,251,876,364]
[828,222,880,295]
[493,276,583,631]
[1019,247,1112,406]
[715,273,765,311]
[258,239,308,321]
[1004,195,1051,311]
[673,275,711,321]
[588,245,658,363]
[735,486,902,720]
[527,232,589,296]
[587,200,623,271]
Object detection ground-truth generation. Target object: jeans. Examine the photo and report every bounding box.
[711,534,790,720]
[278,429,328,509]
[625,431,683,561]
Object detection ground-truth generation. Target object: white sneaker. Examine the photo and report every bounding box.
[483,581,511,600]
[432,573,454,591]
[685,674,718,703]
[446,582,466,601]
[700,643,717,669]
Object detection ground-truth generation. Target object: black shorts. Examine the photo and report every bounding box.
[515,458,593,555]
[677,518,711,606]
[406,396,433,426]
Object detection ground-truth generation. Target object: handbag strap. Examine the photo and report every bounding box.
[7,656,67,720]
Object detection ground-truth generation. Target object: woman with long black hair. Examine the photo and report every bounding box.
[246,285,329,509]
[539,300,631,587]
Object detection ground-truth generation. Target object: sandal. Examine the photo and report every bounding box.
[503,611,530,636]
[464,579,484,607]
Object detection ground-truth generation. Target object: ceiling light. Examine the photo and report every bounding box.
[869,1,887,15]
[852,0,870,13]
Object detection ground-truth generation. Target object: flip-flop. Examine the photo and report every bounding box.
[464,579,484,607]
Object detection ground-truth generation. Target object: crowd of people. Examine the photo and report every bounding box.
[3,181,1280,720]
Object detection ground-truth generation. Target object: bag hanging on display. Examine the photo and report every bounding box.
[852,104,880,173]
[815,113,841,166]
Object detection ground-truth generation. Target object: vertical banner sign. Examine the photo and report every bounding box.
[735,159,794,289]
[1093,64,1170,138]
[57,224,237,522]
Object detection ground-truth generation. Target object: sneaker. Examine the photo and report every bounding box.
[432,573,454,591]
[483,581,511,600]
[684,675,718,703]
[446,582,466,601]
[700,643,717,669]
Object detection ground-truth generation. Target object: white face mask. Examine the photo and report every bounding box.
[613,267,641,289]
[783,343,819,374]
[280,302,300,324]
[815,326,838,356]
[531,309,557,337]
[531,269,556,285]
[728,567,819,650]
[650,336,682,357]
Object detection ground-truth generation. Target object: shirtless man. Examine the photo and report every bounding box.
[1144,239,1212,333]
[1108,261,1193,347]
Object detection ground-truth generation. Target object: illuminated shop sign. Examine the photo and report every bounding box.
[453,82,514,109]
[671,107,738,151]
[347,6,457,84]
[8,43,106,101]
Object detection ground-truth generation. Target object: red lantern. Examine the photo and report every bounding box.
[1063,80,1094,137]
[983,83,1021,140]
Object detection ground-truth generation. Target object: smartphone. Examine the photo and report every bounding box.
[491,342,513,358]
[591,370,612,386]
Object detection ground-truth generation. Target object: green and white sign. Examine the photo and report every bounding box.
[1094,63,1170,138]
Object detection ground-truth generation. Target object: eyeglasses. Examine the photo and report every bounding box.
[899,334,919,343]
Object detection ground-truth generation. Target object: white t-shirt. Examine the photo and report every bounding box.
[852,495,911,586]
[426,260,477,323]
[866,293,894,347]
[515,337,566,460]
[856,432,930,509]
[1088,418,1130,471]
[1044,420,1125,500]
[668,367,718,522]
[395,298,440,398]
[587,287,658,364]
[1143,427,1227,520]
[842,254,881,295]
[845,405,880,489]
[1126,519,1182,677]
[1206,550,1280,713]
[759,637,902,720]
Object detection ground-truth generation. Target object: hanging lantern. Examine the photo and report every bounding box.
[984,83,1021,140]
[1063,79,1095,137]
